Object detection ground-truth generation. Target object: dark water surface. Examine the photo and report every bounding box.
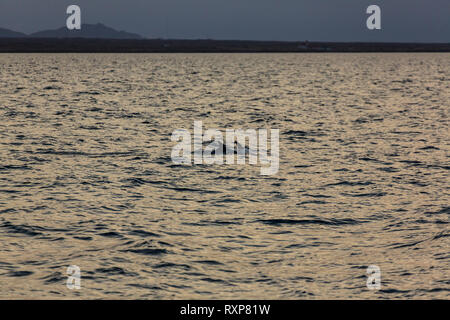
[0,53,448,299]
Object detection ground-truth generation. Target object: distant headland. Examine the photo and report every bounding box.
[0,24,449,53]
[0,23,143,39]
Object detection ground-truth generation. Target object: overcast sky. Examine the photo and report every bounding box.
[0,0,449,42]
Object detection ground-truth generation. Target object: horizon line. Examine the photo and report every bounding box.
[1,24,449,44]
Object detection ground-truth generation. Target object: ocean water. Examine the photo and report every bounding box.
[0,53,448,299]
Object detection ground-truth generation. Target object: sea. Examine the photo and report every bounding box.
[0,53,448,298]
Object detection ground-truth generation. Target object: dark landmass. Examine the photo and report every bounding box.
[0,27,27,38]
[30,23,143,39]
[0,38,449,53]
[0,24,448,52]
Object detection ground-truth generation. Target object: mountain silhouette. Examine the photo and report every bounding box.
[0,27,27,38]
[30,23,143,39]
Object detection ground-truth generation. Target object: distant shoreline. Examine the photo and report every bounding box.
[1,38,449,53]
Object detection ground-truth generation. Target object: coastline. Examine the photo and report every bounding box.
[1,38,449,53]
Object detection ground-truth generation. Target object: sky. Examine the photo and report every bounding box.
[0,0,449,42]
